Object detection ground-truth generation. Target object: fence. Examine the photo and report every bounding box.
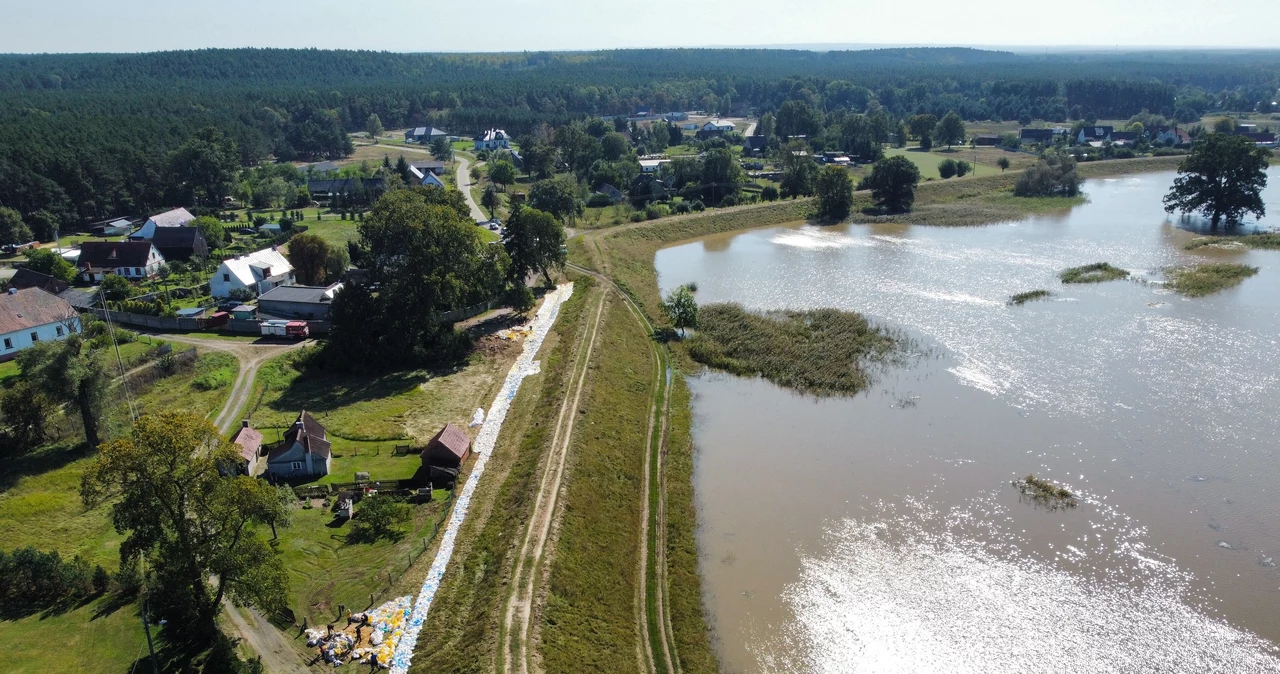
[437,299,499,325]
[89,308,207,331]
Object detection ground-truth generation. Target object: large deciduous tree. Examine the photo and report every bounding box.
[663,286,698,336]
[286,232,332,285]
[191,215,228,249]
[366,113,384,142]
[21,247,76,282]
[503,207,565,285]
[775,100,824,138]
[488,160,516,191]
[81,411,290,640]
[526,176,582,224]
[430,136,454,162]
[863,155,921,213]
[169,127,240,208]
[1014,151,1081,198]
[0,207,32,246]
[908,114,938,147]
[934,111,966,149]
[779,141,817,198]
[815,166,855,221]
[1163,134,1270,226]
[17,334,108,447]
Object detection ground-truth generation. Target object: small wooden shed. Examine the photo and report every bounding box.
[421,423,471,469]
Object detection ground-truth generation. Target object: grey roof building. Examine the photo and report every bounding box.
[256,283,343,320]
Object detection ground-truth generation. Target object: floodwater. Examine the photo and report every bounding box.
[655,170,1280,673]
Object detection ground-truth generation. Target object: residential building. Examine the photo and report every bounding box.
[7,268,69,294]
[1076,126,1114,144]
[973,135,1001,146]
[0,288,80,361]
[1019,128,1056,145]
[151,226,209,261]
[1151,127,1192,146]
[256,283,343,320]
[130,208,196,240]
[743,135,769,157]
[1239,132,1279,148]
[474,129,511,150]
[305,161,340,175]
[76,241,165,282]
[264,411,331,479]
[595,184,624,203]
[88,217,133,237]
[639,158,670,174]
[210,247,294,298]
[231,421,264,476]
[410,160,447,175]
[664,111,690,122]
[702,120,736,134]
[405,127,448,144]
[409,164,446,188]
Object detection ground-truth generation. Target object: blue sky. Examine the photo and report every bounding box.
[1,0,1275,53]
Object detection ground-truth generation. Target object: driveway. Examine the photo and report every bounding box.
[456,155,487,222]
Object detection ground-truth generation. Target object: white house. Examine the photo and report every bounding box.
[264,411,331,479]
[409,164,446,187]
[210,247,295,298]
[76,241,166,282]
[474,129,511,150]
[639,158,670,174]
[130,208,196,240]
[702,120,736,134]
[0,288,80,362]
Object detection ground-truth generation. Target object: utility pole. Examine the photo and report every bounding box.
[140,593,160,674]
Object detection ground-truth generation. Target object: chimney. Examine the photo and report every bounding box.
[242,420,250,429]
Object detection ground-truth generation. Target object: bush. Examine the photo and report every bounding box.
[629,212,645,222]
[645,204,669,220]
[938,158,958,179]
[0,547,97,610]
[1014,151,1081,197]
[505,285,535,313]
[586,193,616,208]
[689,199,706,212]
[761,185,779,201]
[673,201,692,214]
[955,160,972,177]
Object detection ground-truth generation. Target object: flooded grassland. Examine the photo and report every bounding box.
[656,170,1280,673]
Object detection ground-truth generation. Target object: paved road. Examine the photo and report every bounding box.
[456,155,487,222]
[742,120,757,137]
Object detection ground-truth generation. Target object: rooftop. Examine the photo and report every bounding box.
[0,287,76,334]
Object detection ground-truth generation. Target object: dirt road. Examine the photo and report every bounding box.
[222,599,312,674]
[456,155,487,222]
[500,287,607,674]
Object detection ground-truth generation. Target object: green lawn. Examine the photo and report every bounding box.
[303,218,362,248]
[883,146,1001,181]
[131,351,237,421]
[0,595,149,674]
[0,359,19,387]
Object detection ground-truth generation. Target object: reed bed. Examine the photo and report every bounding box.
[1184,233,1280,251]
[1165,262,1259,297]
[1060,262,1130,284]
[686,303,902,396]
[1013,474,1078,510]
[1008,289,1052,305]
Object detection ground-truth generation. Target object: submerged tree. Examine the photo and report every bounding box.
[1163,134,1270,226]
[663,286,699,336]
[81,411,290,640]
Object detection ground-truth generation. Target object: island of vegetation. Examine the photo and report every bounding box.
[684,302,902,396]
[1013,474,1079,509]
[1060,262,1131,284]
[1165,262,1260,297]
[1009,289,1053,305]
[1184,233,1280,251]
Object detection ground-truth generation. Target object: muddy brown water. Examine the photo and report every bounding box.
[655,171,1280,673]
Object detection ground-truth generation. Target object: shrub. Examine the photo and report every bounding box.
[586,193,616,208]
[629,212,645,222]
[689,199,706,212]
[1008,290,1052,305]
[673,201,692,214]
[1015,151,1081,197]
[761,185,780,201]
[955,160,972,177]
[645,203,669,220]
[1165,263,1259,297]
[938,158,958,179]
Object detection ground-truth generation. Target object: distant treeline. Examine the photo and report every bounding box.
[1,47,1277,225]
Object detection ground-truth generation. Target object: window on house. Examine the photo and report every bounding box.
[291,462,303,471]
[3,338,11,349]
[134,267,142,276]
[30,332,39,342]
[56,326,64,336]
[223,274,230,282]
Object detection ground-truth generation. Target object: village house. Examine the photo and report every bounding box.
[421,423,471,487]
[973,135,1001,146]
[305,178,386,204]
[76,241,165,282]
[701,119,736,135]
[743,135,769,157]
[594,184,624,204]
[409,163,446,188]
[1109,130,1139,146]
[1239,131,1279,148]
[210,247,294,298]
[404,127,448,144]
[1019,128,1056,145]
[7,267,69,294]
[474,128,511,150]
[256,283,343,320]
[129,207,196,241]
[231,420,264,476]
[1076,126,1114,145]
[1151,126,1192,146]
[150,226,209,261]
[639,157,671,174]
[265,411,331,479]
[88,217,133,237]
[0,287,80,361]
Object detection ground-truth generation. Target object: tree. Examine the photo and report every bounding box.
[170,127,240,207]
[700,147,744,205]
[776,100,824,138]
[81,411,290,639]
[779,141,817,198]
[815,166,854,221]
[192,215,228,249]
[908,114,938,145]
[997,156,1011,172]
[325,243,350,282]
[935,111,966,149]
[0,207,32,245]
[430,136,453,162]
[955,160,971,177]
[1163,134,1270,226]
[758,112,776,138]
[863,156,921,213]
[25,209,59,242]
[17,334,109,447]
[481,184,500,215]
[527,176,582,223]
[366,113,384,143]
[1,381,53,455]
[286,231,332,285]
[488,160,516,190]
[601,132,629,161]
[351,493,410,542]
[1014,151,1082,198]
[1213,117,1237,134]
[100,274,134,302]
[503,207,566,285]
[663,286,698,336]
[938,158,958,179]
[22,248,76,282]
[761,185,779,201]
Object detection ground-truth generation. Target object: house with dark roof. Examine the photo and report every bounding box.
[1019,128,1055,145]
[7,268,69,294]
[0,288,80,361]
[1109,130,1139,146]
[405,127,448,144]
[76,241,165,282]
[595,184,624,204]
[410,160,447,175]
[973,135,1001,146]
[256,283,343,320]
[743,135,769,157]
[231,421,264,476]
[1076,126,1114,144]
[151,226,209,262]
[265,411,331,479]
[421,423,471,487]
[1239,131,1279,147]
[130,208,196,240]
[473,129,511,150]
[88,217,133,237]
[305,161,340,175]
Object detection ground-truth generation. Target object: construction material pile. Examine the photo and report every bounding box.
[304,595,413,668]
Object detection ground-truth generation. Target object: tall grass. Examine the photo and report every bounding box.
[686,303,902,396]
[1184,233,1280,250]
[1166,262,1259,297]
[1008,289,1052,305]
[1060,262,1130,284]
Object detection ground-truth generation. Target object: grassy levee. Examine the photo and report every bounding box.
[538,296,650,673]
[408,279,593,674]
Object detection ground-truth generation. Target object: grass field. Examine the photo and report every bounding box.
[304,218,362,248]
[883,146,1004,180]
[0,595,149,674]
[131,351,237,420]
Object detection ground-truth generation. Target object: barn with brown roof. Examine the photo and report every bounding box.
[421,423,471,469]
[0,287,80,361]
[231,420,264,476]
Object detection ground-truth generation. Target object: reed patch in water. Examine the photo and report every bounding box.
[686,303,902,396]
[1008,290,1052,305]
[1165,262,1259,297]
[1013,474,1078,509]
[1059,262,1130,284]
[1184,233,1280,251]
